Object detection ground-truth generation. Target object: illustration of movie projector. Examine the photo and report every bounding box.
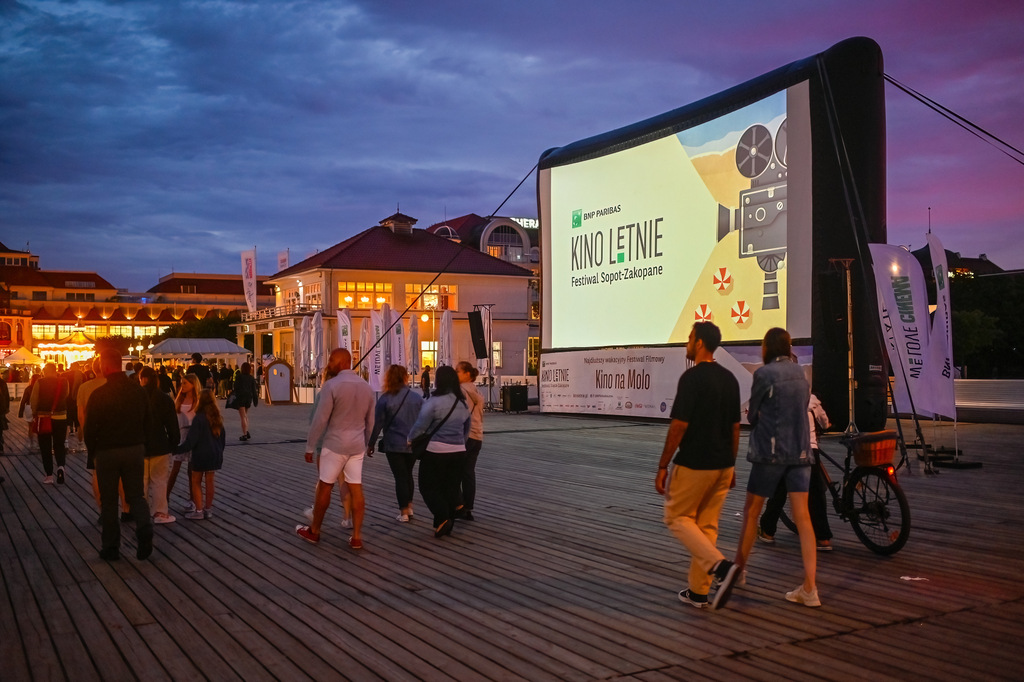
[716,119,787,310]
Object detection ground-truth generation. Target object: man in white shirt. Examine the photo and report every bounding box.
[295,348,375,549]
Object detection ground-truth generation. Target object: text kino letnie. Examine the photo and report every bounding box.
[571,218,664,271]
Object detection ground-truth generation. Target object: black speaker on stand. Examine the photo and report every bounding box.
[468,311,488,360]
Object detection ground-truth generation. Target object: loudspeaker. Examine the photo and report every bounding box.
[468,311,488,359]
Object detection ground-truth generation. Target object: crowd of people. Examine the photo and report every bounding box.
[657,322,826,611]
[3,323,826,616]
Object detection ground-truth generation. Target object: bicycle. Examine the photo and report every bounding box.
[780,430,910,555]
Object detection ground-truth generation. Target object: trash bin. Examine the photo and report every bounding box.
[501,385,528,413]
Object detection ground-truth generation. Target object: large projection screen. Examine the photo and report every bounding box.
[538,37,888,430]
[541,85,811,348]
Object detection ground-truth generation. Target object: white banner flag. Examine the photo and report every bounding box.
[336,309,352,354]
[277,249,289,273]
[925,233,956,418]
[241,249,258,313]
[869,243,934,417]
[368,309,385,392]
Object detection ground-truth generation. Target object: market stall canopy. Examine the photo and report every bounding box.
[145,338,250,363]
[4,347,44,365]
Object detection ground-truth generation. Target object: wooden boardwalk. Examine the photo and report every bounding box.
[2,404,1022,681]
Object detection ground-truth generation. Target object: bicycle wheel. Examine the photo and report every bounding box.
[845,467,910,555]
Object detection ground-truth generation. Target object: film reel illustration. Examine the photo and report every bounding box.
[717,118,788,310]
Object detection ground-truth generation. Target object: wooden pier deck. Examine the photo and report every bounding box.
[2,404,1022,681]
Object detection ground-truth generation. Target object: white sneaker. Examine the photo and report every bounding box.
[341,517,353,529]
[396,513,410,523]
[785,585,821,607]
[43,475,54,484]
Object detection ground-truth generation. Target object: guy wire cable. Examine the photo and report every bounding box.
[353,163,539,370]
[884,74,1024,166]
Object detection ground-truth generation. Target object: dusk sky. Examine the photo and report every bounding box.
[3,0,1022,291]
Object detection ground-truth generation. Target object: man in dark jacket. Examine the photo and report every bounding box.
[140,366,180,524]
[187,352,211,390]
[85,347,155,561]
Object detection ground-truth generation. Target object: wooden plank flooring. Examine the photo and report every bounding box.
[2,406,1023,681]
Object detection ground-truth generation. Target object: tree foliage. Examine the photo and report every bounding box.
[156,313,241,342]
[950,274,1024,378]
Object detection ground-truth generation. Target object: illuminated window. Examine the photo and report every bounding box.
[527,337,540,375]
[491,341,502,369]
[58,325,77,336]
[135,325,157,337]
[405,284,458,311]
[485,225,525,263]
[109,325,132,336]
[338,282,392,309]
[32,324,56,339]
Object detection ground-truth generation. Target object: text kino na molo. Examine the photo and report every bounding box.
[595,368,651,390]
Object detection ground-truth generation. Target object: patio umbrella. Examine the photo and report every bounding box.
[336,308,353,354]
[357,316,370,379]
[407,314,420,377]
[311,311,324,378]
[4,346,44,366]
[438,309,453,368]
[298,314,311,382]
[391,316,406,374]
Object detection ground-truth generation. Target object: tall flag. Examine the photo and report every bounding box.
[368,309,385,391]
[926,233,956,418]
[869,243,934,417]
[241,249,258,313]
[391,316,407,372]
[277,249,289,273]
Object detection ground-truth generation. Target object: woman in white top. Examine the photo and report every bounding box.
[167,373,202,512]
[455,361,484,521]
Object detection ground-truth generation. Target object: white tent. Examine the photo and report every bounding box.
[145,338,250,363]
[3,346,44,366]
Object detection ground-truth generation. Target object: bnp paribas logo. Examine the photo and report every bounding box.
[571,209,582,228]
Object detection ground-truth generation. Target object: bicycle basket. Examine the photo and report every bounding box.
[846,430,898,468]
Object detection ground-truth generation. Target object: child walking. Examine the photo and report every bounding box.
[174,389,225,520]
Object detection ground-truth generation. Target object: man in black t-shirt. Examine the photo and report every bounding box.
[655,321,742,610]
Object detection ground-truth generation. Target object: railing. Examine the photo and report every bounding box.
[242,303,323,322]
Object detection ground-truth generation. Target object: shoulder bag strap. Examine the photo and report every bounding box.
[380,388,410,437]
[424,394,459,442]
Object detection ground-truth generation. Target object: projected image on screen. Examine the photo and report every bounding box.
[542,87,809,349]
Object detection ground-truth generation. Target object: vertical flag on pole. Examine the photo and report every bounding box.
[368,309,384,392]
[926,233,956,418]
[869,243,933,417]
[277,249,289,273]
[241,249,258,313]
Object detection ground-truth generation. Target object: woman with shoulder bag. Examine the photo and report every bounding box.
[368,365,424,523]
[407,366,471,538]
[29,363,70,484]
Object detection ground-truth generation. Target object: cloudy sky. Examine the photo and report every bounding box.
[2,0,1022,291]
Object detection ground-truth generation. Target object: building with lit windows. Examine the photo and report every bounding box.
[0,241,272,368]
[425,214,541,373]
[241,213,534,377]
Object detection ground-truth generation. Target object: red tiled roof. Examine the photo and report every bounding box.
[56,306,79,321]
[0,266,51,287]
[156,309,178,322]
[106,308,129,322]
[133,308,154,322]
[32,306,52,320]
[203,309,221,320]
[147,276,273,296]
[179,309,199,322]
[81,307,105,322]
[273,226,533,279]
[39,271,116,290]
